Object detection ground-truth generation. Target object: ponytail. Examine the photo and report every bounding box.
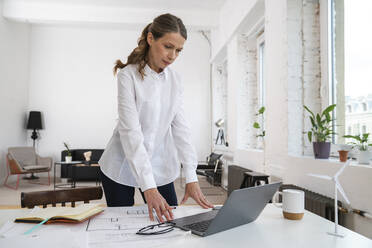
[113,23,151,79]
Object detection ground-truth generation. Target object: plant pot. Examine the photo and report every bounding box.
[357,151,371,165]
[65,156,72,163]
[313,142,331,159]
[338,150,349,162]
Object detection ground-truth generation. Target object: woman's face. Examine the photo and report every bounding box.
[147,32,185,73]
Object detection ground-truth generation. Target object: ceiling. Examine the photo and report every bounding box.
[3,0,227,29]
[37,0,227,11]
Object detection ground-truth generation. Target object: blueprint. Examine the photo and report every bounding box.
[86,206,191,248]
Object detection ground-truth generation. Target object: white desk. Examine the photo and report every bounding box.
[0,204,371,248]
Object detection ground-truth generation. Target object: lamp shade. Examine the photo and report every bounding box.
[215,118,224,128]
[27,111,43,130]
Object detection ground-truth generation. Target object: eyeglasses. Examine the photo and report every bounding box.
[136,222,175,235]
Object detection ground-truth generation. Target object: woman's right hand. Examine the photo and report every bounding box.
[143,188,174,222]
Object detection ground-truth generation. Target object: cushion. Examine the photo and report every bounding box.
[23,165,49,170]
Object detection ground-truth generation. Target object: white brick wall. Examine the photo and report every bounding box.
[287,0,321,156]
[287,0,303,156]
[237,34,259,150]
[302,0,322,155]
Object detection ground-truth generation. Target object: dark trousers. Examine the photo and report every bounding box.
[100,169,178,207]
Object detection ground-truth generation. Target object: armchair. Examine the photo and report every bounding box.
[4,147,52,190]
[196,152,223,186]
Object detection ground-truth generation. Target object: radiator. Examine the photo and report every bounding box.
[280,184,346,226]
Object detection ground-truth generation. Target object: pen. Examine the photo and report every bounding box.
[23,218,50,235]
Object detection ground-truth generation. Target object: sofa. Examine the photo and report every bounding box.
[61,149,104,181]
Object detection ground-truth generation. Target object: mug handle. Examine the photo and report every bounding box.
[272,191,282,208]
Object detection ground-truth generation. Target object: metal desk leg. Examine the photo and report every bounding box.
[53,162,56,190]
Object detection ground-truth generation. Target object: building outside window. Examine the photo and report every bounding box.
[330,0,372,146]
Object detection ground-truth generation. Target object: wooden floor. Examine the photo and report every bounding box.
[0,175,227,208]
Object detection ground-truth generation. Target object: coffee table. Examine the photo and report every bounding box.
[53,161,82,189]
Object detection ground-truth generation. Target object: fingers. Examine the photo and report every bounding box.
[149,201,174,223]
[200,195,214,208]
[148,205,154,221]
[166,205,174,220]
[161,203,173,222]
[180,194,189,205]
[185,183,214,209]
[195,195,211,209]
[155,206,164,223]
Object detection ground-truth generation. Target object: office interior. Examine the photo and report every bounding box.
[0,0,371,240]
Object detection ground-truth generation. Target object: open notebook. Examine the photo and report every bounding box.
[15,204,104,224]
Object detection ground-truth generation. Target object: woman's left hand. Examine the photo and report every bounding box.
[180,182,214,209]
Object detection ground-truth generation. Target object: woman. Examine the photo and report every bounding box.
[99,13,213,223]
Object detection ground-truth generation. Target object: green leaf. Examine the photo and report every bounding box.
[307,131,312,143]
[325,112,331,122]
[343,135,357,139]
[304,105,315,119]
[362,133,370,140]
[316,114,322,127]
[310,116,316,127]
[322,104,336,116]
[253,122,260,129]
[258,106,265,114]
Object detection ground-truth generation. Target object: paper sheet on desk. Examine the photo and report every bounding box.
[0,229,82,248]
[88,229,190,248]
[86,206,191,248]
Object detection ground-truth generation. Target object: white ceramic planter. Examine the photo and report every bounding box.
[65,156,72,163]
[357,151,371,165]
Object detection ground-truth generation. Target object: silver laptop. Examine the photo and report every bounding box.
[171,182,281,237]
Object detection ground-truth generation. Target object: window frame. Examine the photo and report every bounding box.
[256,32,265,110]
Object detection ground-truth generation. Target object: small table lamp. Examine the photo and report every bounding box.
[27,111,43,147]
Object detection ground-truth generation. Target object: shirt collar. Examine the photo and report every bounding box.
[144,64,168,80]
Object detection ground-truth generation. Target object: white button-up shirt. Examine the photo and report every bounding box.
[99,64,198,191]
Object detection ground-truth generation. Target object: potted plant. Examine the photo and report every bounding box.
[343,133,372,165]
[253,106,266,138]
[337,144,350,162]
[304,104,336,159]
[253,106,267,172]
[63,142,72,163]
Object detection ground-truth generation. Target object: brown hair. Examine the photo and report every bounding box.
[113,13,187,79]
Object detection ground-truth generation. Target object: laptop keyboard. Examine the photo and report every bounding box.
[184,219,213,233]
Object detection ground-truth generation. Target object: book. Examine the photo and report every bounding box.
[15,203,104,224]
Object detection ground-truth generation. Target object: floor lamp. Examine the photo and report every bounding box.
[215,118,226,145]
[26,111,43,180]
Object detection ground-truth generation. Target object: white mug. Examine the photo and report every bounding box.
[273,189,305,220]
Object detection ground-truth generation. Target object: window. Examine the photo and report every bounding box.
[362,125,367,134]
[257,37,265,108]
[362,103,367,112]
[330,0,372,144]
[347,105,352,113]
[256,33,265,150]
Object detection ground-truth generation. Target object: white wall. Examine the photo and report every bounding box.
[0,0,30,182]
[27,25,211,165]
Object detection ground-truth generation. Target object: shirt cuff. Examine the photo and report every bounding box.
[184,168,198,184]
[139,173,157,192]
